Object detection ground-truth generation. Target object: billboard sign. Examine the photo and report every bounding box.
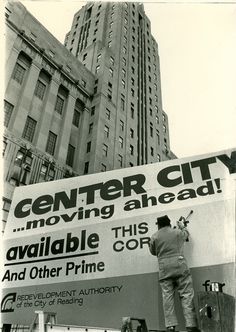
[1,149,235,329]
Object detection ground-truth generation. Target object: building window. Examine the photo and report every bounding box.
[91,106,95,116]
[34,80,46,100]
[107,89,112,100]
[119,136,124,148]
[66,144,75,167]
[84,162,89,174]
[96,65,100,73]
[155,95,158,102]
[132,55,135,62]
[123,46,127,54]
[149,97,152,105]
[83,53,87,61]
[131,66,135,74]
[39,164,47,182]
[12,63,26,84]
[97,53,101,61]
[108,41,112,48]
[55,95,64,115]
[109,30,113,38]
[85,7,92,20]
[131,106,134,119]
[102,144,108,157]
[130,145,134,155]
[110,56,114,65]
[14,150,24,167]
[121,79,125,88]
[131,77,135,86]
[106,108,111,120]
[3,140,7,156]
[157,154,161,162]
[48,167,55,181]
[156,115,159,124]
[122,58,126,66]
[3,198,11,212]
[124,17,128,25]
[151,147,154,156]
[104,125,109,138]
[129,162,134,167]
[156,130,160,145]
[130,128,134,138]
[150,123,153,137]
[121,96,125,111]
[46,131,57,156]
[163,113,166,121]
[118,154,123,167]
[22,116,37,142]
[120,120,124,131]
[109,68,114,77]
[124,26,127,34]
[89,123,93,134]
[86,141,91,153]
[124,36,127,43]
[101,163,106,172]
[4,100,13,127]
[163,124,167,133]
[131,88,134,97]
[122,68,126,76]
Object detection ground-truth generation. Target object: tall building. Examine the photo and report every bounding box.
[64,2,174,172]
[3,2,175,231]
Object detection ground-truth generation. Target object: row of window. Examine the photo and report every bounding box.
[4,94,81,131]
[85,150,161,174]
[4,108,78,168]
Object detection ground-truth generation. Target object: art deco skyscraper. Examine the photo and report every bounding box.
[3,2,175,230]
[64,2,174,173]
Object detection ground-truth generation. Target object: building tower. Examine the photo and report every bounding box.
[3,2,175,231]
[64,2,174,174]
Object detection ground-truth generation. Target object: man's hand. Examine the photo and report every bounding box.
[177,219,185,230]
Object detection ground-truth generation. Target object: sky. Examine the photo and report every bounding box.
[16,0,236,159]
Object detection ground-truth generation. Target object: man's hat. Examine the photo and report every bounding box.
[156,215,171,227]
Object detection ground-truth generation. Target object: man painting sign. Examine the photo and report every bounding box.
[149,215,200,332]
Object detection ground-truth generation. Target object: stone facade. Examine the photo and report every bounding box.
[3,2,176,231]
